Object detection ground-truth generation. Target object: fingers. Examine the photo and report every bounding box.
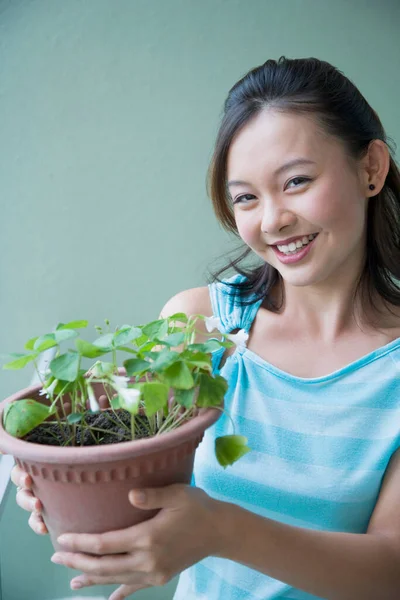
[28,511,49,535]
[57,527,134,555]
[16,487,42,513]
[12,466,43,516]
[69,573,125,588]
[11,465,32,489]
[68,573,147,594]
[11,465,49,535]
[52,551,136,577]
[109,584,149,600]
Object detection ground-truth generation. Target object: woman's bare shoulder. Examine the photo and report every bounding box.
[160,286,212,320]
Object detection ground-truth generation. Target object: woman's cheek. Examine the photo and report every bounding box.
[235,214,259,248]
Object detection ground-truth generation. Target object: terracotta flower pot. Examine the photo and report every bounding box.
[0,380,221,551]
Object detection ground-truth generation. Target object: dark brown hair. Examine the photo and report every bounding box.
[206,56,400,326]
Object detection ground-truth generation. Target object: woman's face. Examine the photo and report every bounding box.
[226,110,368,290]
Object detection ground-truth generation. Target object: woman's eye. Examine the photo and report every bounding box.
[286,176,311,189]
[233,178,311,204]
[233,193,256,205]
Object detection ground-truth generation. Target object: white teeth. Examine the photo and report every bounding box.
[277,233,318,255]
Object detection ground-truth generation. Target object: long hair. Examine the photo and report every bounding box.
[206,56,400,325]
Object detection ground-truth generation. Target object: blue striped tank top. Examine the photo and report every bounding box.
[173,274,400,600]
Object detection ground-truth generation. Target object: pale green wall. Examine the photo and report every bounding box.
[0,0,399,599]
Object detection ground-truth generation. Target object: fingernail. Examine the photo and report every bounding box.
[132,490,146,504]
[57,534,69,544]
[71,581,82,590]
[51,554,63,564]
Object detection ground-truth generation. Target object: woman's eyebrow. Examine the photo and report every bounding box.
[227,158,316,187]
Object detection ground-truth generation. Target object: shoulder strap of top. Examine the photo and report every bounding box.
[207,273,263,334]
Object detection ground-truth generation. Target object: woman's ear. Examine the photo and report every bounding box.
[361,139,390,196]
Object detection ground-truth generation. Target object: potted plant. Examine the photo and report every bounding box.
[0,313,250,550]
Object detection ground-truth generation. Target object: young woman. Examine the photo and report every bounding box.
[11,56,400,600]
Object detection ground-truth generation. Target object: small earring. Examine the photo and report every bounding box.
[369,184,375,191]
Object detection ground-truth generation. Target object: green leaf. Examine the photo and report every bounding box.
[56,320,88,330]
[133,333,149,347]
[3,353,37,370]
[138,341,157,353]
[24,337,38,351]
[3,401,14,423]
[53,379,74,396]
[196,374,228,407]
[110,396,121,410]
[75,339,108,358]
[90,361,114,377]
[150,349,180,371]
[3,399,52,438]
[110,395,122,409]
[142,382,168,417]
[180,350,212,371]
[174,387,196,408]
[124,358,151,376]
[113,326,142,347]
[215,435,251,468]
[167,312,188,323]
[220,340,235,348]
[33,329,78,352]
[33,335,58,352]
[141,319,168,341]
[162,361,194,390]
[50,352,80,382]
[188,339,225,353]
[93,333,114,350]
[119,346,138,355]
[53,329,78,344]
[167,325,185,334]
[67,412,83,424]
[161,332,185,347]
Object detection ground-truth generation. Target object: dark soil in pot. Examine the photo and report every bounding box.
[24,410,153,446]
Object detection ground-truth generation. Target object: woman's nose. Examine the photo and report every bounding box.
[260,200,297,235]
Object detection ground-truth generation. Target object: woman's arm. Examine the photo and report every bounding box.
[217,448,400,600]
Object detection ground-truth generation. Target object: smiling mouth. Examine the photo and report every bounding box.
[272,233,319,254]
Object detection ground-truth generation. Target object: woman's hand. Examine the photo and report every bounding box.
[10,465,48,534]
[50,483,226,600]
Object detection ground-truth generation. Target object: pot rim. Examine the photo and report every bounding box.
[0,381,222,464]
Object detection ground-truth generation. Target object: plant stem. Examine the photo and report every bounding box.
[156,408,163,431]
[131,414,135,440]
[102,385,132,431]
[133,414,150,435]
[34,425,67,444]
[86,425,131,439]
[212,405,237,434]
[148,413,156,435]
[102,410,131,432]
[51,404,70,444]
[156,404,181,433]
[61,425,131,445]
[79,413,99,445]
[157,405,194,435]
[33,358,45,386]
